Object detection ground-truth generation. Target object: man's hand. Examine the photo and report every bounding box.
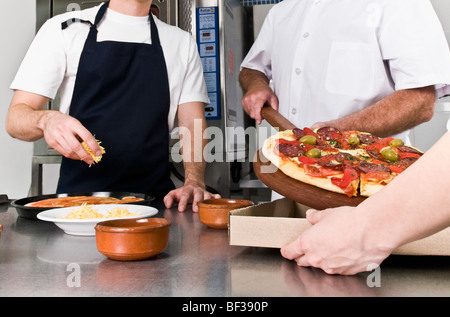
[41,111,102,165]
[163,180,220,212]
[6,90,101,165]
[280,206,392,275]
[239,68,279,125]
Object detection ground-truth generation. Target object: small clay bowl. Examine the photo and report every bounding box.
[198,199,254,229]
[95,218,170,261]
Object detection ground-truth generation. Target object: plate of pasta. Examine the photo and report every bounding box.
[37,204,158,236]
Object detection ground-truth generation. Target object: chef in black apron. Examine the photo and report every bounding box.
[57,1,174,200]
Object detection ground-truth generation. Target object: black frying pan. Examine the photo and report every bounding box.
[11,192,154,220]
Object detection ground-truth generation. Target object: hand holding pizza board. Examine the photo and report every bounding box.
[254,105,366,209]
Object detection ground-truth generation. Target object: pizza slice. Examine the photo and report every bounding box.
[359,136,423,196]
[313,127,424,196]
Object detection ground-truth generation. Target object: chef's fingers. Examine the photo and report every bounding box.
[190,188,206,213]
[305,209,322,225]
[280,236,305,260]
[177,188,192,213]
[252,105,263,125]
[256,94,278,125]
[242,91,274,125]
[305,208,338,225]
[310,121,326,130]
[61,120,97,164]
[50,131,93,165]
[267,94,279,112]
[163,189,187,212]
[294,255,312,268]
[163,191,175,209]
[70,139,95,165]
[76,129,103,157]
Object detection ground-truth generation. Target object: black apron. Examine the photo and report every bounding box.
[57,1,174,199]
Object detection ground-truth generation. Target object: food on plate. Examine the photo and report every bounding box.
[62,203,141,219]
[25,195,144,207]
[81,139,105,165]
[262,127,423,197]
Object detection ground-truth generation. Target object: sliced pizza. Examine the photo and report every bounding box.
[262,129,359,197]
[261,127,423,198]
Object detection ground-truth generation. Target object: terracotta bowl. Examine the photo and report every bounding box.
[198,198,254,229]
[95,218,170,261]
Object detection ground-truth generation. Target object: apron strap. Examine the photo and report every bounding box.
[148,12,161,47]
[61,18,93,30]
[94,0,109,26]
[61,1,108,30]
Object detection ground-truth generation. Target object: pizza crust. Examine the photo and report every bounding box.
[359,174,395,197]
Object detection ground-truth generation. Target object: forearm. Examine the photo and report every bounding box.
[356,132,450,250]
[183,160,206,188]
[181,131,206,187]
[5,103,52,142]
[239,67,271,93]
[178,102,208,187]
[323,86,436,137]
[5,90,53,141]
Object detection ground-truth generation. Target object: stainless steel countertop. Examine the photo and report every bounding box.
[1,201,450,297]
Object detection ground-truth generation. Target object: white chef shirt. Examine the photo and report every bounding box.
[241,0,450,142]
[10,5,209,132]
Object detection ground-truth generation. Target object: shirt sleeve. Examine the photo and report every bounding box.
[379,0,450,97]
[10,17,66,100]
[178,35,210,105]
[240,6,274,79]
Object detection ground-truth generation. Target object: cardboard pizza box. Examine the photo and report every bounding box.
[228,198,450,256]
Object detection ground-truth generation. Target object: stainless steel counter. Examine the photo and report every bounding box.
[1,201,450,298]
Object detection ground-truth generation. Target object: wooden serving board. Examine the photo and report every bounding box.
[255,105,366,209]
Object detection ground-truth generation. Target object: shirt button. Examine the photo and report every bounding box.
[291,108,297,115]
[303,32,310,38]
[315,0,321,5]
[295,68,302,75]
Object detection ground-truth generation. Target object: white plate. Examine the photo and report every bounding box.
[37,204,158,236]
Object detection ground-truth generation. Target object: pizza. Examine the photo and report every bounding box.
[261,127,423,197]
[25,196,144,208]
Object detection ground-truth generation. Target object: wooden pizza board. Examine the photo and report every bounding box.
[255,105,366,209]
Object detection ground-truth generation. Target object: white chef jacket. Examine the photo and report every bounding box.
[241,0,450,142]
[10,5,209,132]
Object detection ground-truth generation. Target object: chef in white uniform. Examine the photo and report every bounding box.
[239,0,450,200]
